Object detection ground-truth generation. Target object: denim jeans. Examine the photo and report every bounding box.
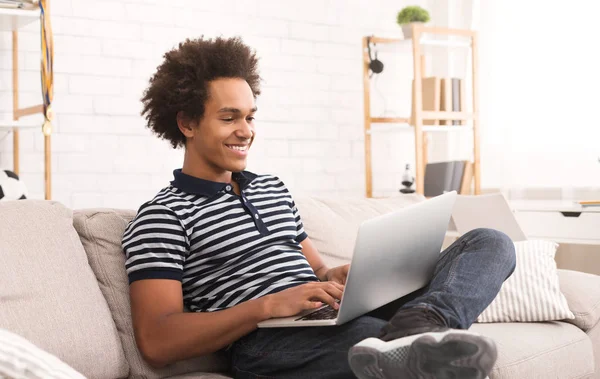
[229,228,516,379]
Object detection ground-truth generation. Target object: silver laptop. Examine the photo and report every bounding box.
[451,193,527,241]
[258,191,457,328]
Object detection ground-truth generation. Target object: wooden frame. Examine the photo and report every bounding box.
[362,37,373,198]
[362,25,480,197]
[6,8,52,200]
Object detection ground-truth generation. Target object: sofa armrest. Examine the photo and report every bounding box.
[558,269,600,331]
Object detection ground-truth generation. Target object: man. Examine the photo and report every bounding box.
[122,36,516,379]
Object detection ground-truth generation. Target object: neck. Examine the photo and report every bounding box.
[181,147,232,183]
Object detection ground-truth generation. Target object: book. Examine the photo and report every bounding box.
[578,200,600,207]
[452,78,462,125]
[459,79,466,125]
[411,77,440,126]
[439,77,465,125]
[440,78,452,125]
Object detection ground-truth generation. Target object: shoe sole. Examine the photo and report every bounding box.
[348,331,497,379]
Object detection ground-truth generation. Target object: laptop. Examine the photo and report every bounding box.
[257,191,457,328]
[451,193,527,241]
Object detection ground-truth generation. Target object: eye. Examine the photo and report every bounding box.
[221,118,234,122]
[247,116,255,122]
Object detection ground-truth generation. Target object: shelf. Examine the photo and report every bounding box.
[370,27,475,44]
[369,36,471,49]
[370,113,474,123]
[422,111,476,121]
[1,2,52,201]
[0,7,39,32]
[366,124,472,134]
[0,119,40,130]
[371,117,410,123]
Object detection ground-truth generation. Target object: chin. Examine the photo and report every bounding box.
[226,160,248,173]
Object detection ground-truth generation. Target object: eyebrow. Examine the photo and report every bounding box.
[217,106,258,114]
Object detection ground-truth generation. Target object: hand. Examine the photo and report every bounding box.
[262,281,344,319]
[325,264,350,285]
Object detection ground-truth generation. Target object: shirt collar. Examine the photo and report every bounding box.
[170,169,258,196]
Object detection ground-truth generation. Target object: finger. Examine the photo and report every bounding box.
[312,289,338,310]
[319,285,344,304]
[303,300,323,310]
[324,282,345,297]
[323,281,345,291]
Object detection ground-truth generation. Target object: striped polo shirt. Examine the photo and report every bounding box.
[122,169,319,312]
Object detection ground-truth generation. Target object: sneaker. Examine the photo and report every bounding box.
[379,305,448,342]
[348,307,497,379]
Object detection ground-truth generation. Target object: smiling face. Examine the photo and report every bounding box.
[179,77,257,180]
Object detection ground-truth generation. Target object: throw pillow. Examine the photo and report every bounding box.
[0,329,85,379]
[477,240,575,323]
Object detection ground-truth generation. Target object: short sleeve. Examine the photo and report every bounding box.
[122,202,189,284]
[274,176,308,244]
[291,199,308,243]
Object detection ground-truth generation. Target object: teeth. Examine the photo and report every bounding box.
[228,145,248,151]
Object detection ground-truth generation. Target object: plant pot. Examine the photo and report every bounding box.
[401,22,424,39]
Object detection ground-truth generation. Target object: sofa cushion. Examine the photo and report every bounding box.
[0,328,86,379]
[73,209,229,379]
[558,269,600,332]
[586,319,600,379]
[470,321,594,379]
[294,195,425,266]
[0,200,129,379]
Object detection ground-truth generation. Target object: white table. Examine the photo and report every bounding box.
[511,200,600,245]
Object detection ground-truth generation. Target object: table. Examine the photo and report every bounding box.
[511,200,600,245]
[511,200,600,275]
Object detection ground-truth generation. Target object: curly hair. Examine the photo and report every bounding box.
[141,36,261,149]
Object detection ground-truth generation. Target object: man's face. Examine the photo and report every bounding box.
[190,78,256,174]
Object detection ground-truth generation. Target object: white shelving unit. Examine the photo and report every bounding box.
[362,26,480,197]
[1,4,53,200]
[0,120,40,130]
[0,7,38,31]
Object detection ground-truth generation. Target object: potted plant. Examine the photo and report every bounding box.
[396,5,430,38]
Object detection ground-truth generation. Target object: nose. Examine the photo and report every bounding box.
[236,119,254,140]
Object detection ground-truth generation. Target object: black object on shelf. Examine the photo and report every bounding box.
[424,161,465,197]
[400,164,415,194]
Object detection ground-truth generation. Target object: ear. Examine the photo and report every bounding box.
[177,111,196,138]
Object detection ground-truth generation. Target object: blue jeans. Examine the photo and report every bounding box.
[229,228,516,379]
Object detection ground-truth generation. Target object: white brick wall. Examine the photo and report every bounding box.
[0,0,433,209]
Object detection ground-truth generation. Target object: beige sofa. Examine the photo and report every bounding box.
[1,196,599,379]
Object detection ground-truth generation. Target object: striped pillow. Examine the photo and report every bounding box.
[477,240,575,323]
[0,329,85,379]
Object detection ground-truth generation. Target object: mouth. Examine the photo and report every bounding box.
[225,144,249,156]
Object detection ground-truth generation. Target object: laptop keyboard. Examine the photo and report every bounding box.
[296,305,339,321]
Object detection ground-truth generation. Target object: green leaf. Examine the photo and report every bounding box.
[396,5,431,25]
